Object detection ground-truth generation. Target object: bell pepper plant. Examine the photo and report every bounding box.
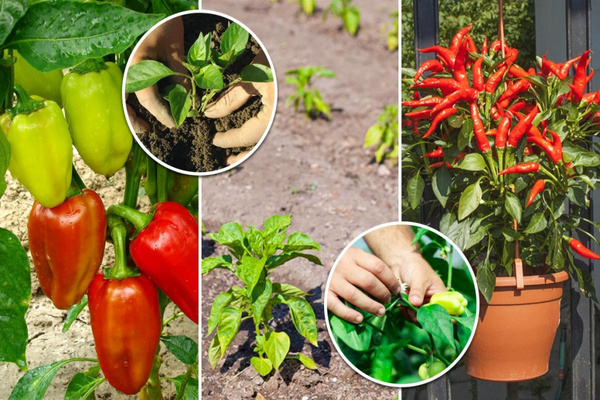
[402,25,600,302]
[203,215,322,376]
[285,65,337,120]
[0,1,200,398]
[328,226,476,384]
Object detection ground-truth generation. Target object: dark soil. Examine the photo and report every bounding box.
[202,1,399,399]
[129,14,264,172]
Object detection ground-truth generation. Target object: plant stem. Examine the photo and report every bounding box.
[156,163,168,203]
[103,216,140,280]
[139,356,164,400]
[447,246,453,289]
[427,333,451,367]
[162,312,184,330]
[173,365,194,400]
[406,344,428,355]
[124,143,147,208]
[364,320,385,335]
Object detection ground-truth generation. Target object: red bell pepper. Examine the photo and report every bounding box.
[28,188,106,309]
[108,202,199,323]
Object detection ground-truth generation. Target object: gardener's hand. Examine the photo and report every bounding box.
[205,52,274,156]
[130,18,187,129]
[327,247,402,324]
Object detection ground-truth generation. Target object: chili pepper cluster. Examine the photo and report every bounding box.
[404,25,600,261]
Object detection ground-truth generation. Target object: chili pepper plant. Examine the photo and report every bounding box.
[0,1,200,398]
[285,66,336,119]
[327,226,476,384]
[364,104,399,164]
[203,215,322,376]
[126,21,273,128]
[402,25,600,302]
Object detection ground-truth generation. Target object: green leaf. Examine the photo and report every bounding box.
[264,331,290,370]
[432,167,451,208]
[342,8,360,36]
[208,335,221,369]
[251,279,272,327]
[263,215,291,231]
[364,124,383,147]
[236,255,265,293]
[0,0,27,47]
[126,60,179,92]
[417,304,456,350]
[170,375,199,400]
[220,22,249,57]
[62,295,88,333]
[202,255,234,275]
[283,232,320,252]
[504,191,522,224]
[194,64,224,90]
[150,0,196,18]
[272,283,310,297]
[188,32,211,65]
[456,153,487,171]
[250,356,273,376]
[161,336,198,365]
[207,291,233,336]
[241,64,273,82]
[267,251,322,270]
[167,84,191,128]
[299,0,315,15]
[407,173,425,210]
[9,360,70,399]
[6,2,163,72]
[477,263,496,303]
[64,372,103,400]
[209,222,244,256]
[0,228,30,370]
[283,297,318,346]
[217,307,242,357]
[524,212,547,234]
[329,314,371,351]
[453,314,475,351]
[296,353,317,370]
[458,181,482,220]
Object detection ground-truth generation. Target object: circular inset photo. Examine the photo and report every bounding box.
[325,222,479,387]
[124,11,276,175]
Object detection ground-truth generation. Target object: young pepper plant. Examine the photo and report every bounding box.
[323,0,361,36]
[125,22,273,127]
[364,104,399,163]
[203,215,322,376]
[285,66,336,119]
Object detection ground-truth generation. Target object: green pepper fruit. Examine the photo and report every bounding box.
[418,359,446,380]
[13,51,63,106]
[62,60,132,176]
[429,291,468,316]
[1,87,72,208]
[167,171,198,205]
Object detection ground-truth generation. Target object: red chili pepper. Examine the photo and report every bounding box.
[498,162,540,175]
[418,46,456,69]
[414,59,445,82]
[490,106,502,120]
[481,37,488,55]
[428,161,453,169]
[498,79,531,103]
[507,100,526,114]
[411,78,462,95]
[489,39,503,52]
[423,107,459,138]
[485,65,508,93]
[486,128,497,136]
[495,112,512,149]
[405,109,432,119]
[431,88,478,114]
[473,57,485,91]
[470,102,490,153]
[449,25,473,54]
[527,129,562,163]
[509,65,529,78]
[422,146,443,158]
[526,180,546,208]
[466,35,477,54]
[524,146,534,156]
[454,39,470,88]
[559,55,580,78]
[594,89,600,104]
[507,105,539,147]
[402,97,443,107]
[505,48,518,65]
[569,50,592,102]
[496,98,510,110]
[568,237,600,260]
[542,56,566,80]
[109,202,199,323]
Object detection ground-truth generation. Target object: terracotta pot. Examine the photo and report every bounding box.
[465,270,569,381]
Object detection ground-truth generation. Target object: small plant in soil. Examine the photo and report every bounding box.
[329,227,476,384]
[364,104,399,163]
[296,0,316,16]
[323,0,361,36]
[285,66,336,120]
[381,10,398,51]
[126,22,273,127]
[203,215,322,376]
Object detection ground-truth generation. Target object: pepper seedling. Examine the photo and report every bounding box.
[285,66,336,119]
[323,0,361,36]
[126,22,273,127]
[364,104,399,163]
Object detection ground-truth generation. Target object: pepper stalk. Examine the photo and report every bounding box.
[103,215,140,280]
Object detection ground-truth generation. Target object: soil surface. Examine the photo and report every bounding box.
[0,155,198,399]
[129,14,265,173]
[201,1,399,399]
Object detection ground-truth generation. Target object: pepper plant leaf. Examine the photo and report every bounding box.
[241,64,273,82]
[264,331,290,370]
[458,181,482,220]
[217,307,242,357]
[194,64,224,90]
[295,353,317,370]
[432,167,451,208]
[283,296,318,346]
[9,360,71,399]
[207,291,233,336]
[150,0,197,17]
[167,84,192,128]
[161,335,198,365]
[251,279,272,327]
[64,372,103,400]
[188,32,211,66]
[62,295,88,333]
[202,255,234,275]
[417,304,456,350]
[406,173,425,210]
[208,335,221,369]
[251,356,273,376]
[282,232,321,252]
[0,0,27,47]
[236,255,265,293]
[126,60,179,93]
[220,22,249,58]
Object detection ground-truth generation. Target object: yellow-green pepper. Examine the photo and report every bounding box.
[13,51,63,106]
[1,87,72,208]
[167,171,198,205]
[429,291,468,316]
[61,61,132,176]
[418,359,446,380]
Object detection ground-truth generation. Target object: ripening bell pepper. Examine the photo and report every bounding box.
[167,171,199,205]
[429,291,468,316]
[88,273,161,395]
[418,359,446,380]
[28,189,106,309]
[108,202,199,323]
[13,50,63,106]
[1,86,72,208]
[61,60,133,176]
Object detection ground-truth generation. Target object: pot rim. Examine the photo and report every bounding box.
[494,270,569,288]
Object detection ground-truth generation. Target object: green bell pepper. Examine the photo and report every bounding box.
[61,60,132,176]
[13,51,63,106]
[1,86,72,208]
[418,359,446,380]
[167,171,198,206]
[429,291,468,316]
